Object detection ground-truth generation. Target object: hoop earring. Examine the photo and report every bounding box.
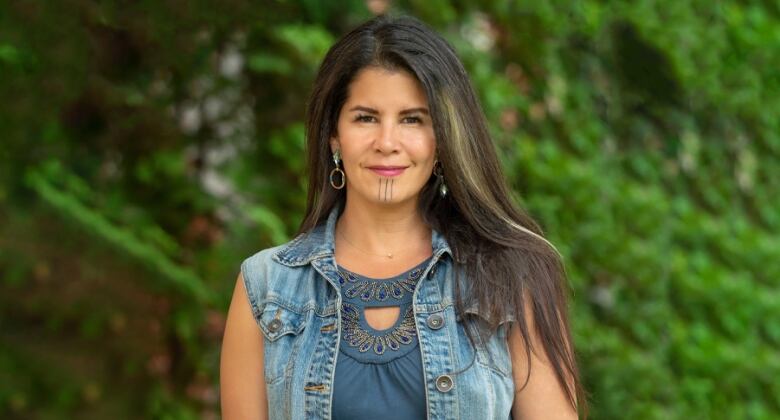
[329,149,346,189]
[433,159,448,198]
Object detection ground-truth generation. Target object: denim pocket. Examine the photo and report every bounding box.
[460,306,514,379]
[259,300,310,384]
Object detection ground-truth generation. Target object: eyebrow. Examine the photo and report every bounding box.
[347,105,429,115]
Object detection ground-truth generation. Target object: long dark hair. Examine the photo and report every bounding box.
[298,14,587,416]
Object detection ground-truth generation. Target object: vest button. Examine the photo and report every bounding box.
[426,313,444,330]
[435,374,453,392]
[428,264,437,278]
[268,319,282,333]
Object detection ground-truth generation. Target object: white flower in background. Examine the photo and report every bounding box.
[179,101,202,135]
[462,13,497,51]
[201,168,234,199]
[219,44,244,80]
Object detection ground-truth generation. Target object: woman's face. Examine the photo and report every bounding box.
[330,66,437,207]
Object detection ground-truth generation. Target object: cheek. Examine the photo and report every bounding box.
[335,128,364,164]
[422,127,437,156]
[342,144,366,168]
[401,128,436,157]
[414,137,437,164]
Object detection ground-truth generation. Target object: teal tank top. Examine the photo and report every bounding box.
[332,256,432,419]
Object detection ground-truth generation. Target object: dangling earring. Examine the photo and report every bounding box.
[330,149,346,189]
[433,159,448,198]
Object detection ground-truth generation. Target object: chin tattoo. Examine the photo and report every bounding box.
[378,178,394,202]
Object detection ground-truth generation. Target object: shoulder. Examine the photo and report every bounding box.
[239,242,291,309]
[240,243,288,278]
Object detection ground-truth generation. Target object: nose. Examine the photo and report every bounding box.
[374,121,400,154]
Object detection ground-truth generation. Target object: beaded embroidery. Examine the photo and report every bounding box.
[341,302,417,355]
[337,259,429,356]
[337,267,423,301]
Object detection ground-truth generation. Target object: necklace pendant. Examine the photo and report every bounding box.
[387,253,393,259]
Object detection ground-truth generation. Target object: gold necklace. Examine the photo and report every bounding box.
[337,228,399,259]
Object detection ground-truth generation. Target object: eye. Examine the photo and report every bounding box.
[401,116,423,124]
[354,114,377,123]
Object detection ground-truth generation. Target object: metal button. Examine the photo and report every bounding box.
[268,319,282,333]
[428,264,437,278]
[435,374,453,392]
[426,313,444,330]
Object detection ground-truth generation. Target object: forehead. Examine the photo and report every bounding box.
[344,66,428,108]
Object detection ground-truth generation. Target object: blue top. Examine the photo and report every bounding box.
[241,200,518,419]
[332,257,432,420]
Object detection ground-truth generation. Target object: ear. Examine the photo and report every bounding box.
[329,136,340,154]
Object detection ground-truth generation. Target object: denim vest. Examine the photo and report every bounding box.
[240,203,516,419]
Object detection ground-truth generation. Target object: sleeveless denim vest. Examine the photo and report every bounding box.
[240,203,516,419]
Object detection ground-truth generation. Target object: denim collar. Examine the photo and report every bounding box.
[272,201,453,267]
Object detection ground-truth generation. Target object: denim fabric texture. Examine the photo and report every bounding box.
[240,202,516,419]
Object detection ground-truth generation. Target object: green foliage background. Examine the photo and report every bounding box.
[1,0,778,418]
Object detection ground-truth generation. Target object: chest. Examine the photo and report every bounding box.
[333,244,433,279]
[258,255,516,419]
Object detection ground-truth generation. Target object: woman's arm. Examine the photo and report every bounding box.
[220,272,268,420]
[508,298,578,420]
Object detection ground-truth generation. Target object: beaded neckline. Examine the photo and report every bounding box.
[336,257,432,358]
[335,257,431,302]
[341,303,416,355]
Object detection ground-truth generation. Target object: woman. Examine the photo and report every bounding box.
[221,14,586,420]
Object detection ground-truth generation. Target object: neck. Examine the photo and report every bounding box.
[335,194,431,257]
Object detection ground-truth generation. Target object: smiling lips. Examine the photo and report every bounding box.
[367,166,408,177]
